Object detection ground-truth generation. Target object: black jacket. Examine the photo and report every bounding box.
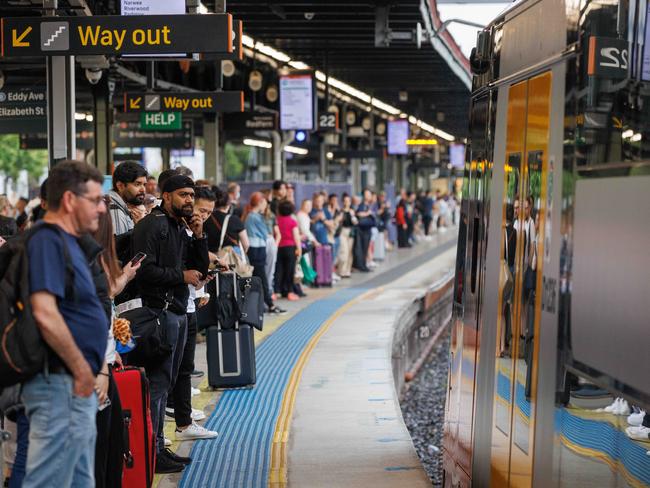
[132,206,209,315]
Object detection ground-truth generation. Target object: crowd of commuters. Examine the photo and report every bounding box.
[0,159,457,487]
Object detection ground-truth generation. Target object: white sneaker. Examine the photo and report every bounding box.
[191,408,206,421]
[191,387,200,396]
[628,410,646,426]
[332,273,341,281]
[615,399,631,416]
[175,422,218,441]
[625,425,650,441]
[164,437,172,447]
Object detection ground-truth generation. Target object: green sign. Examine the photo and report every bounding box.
[1,14,233,57]
[140,112,182,131]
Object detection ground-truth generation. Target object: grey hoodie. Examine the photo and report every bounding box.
[108,190,134,236]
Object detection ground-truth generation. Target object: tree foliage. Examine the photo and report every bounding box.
[224,142,250,181]
[0,134,47,192]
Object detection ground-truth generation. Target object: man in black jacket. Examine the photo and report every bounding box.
[130,174,208,473]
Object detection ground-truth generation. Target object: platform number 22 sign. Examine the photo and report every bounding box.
[589,37,629,79]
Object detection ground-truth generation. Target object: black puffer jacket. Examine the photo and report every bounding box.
[131,206,209,315]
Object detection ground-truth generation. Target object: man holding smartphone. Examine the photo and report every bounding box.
[130,175,209,473]
[168,186,219,442]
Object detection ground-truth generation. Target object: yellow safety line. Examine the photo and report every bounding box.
[559,434,647,488]
[153,311,299,487]
[268,288,381,487]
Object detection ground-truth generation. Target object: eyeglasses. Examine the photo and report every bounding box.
[74,193,106,207]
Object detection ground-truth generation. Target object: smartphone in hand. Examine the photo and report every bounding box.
[129,252,147,266]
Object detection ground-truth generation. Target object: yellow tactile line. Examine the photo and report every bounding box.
[153,310,300,487]
[268,288,382,487]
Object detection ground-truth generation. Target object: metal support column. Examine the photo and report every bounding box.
[92,77,112,175]
[318,138,328,181]
[204,115,222,184]
[47,56,76,165]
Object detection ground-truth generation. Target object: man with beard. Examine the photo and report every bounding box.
[130,174,209,473]
[109,161,148,236]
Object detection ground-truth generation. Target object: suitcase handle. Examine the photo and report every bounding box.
[123,410,134,469]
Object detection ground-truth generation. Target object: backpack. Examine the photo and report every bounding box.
[0,223,74,388]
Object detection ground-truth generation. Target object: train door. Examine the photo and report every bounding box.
[444,93,493,487]
[490,72,552,487]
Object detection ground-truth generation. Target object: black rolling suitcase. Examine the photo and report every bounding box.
[206,272,257,388]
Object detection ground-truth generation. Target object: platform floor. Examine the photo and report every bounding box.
[157,230,457,487]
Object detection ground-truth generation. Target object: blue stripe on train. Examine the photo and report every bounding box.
[496,371,650,485]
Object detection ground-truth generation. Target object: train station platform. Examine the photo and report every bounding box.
[157,230,457,488]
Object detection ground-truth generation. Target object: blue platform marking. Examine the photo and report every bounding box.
[497,371,650,485]
[179,288,366,488]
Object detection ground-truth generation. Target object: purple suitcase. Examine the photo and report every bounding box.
[313,245,333,287]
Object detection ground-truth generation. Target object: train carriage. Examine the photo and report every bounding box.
[443,0,650,485]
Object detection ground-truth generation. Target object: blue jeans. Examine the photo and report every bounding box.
[21,373,98,488]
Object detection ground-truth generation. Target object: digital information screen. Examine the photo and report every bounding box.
[449,143,466,168]
[121,0,185,57]
[280,74,315,131]
[121,0,186,15]
[387,120,409,155]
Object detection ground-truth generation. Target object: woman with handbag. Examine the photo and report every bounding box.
[204,187,250,256]
[244,192,286,315]
[336,194,357,278]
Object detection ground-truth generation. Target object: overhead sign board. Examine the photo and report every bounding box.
[20,131,94,151]
[113,120,193,148]
[123,91,243,113]
[318,112,339,132]
[587,36,629,79]
[279,73,316,131]
[140,112,182,130]
[121,0,186,15]
[1,14,233,57]
[0,87,46,118]
[387,120,409,155]
[223,112,278,132]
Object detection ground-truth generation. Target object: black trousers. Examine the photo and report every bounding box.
[95,367,124,488]
[423,215,433,235]
[275,246,296,296]
[248,246,273,308]
[353,228,372,270]
[170,312,197,427]
[397,226,410,248]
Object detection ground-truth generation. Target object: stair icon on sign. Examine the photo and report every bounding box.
[41,21,69,51]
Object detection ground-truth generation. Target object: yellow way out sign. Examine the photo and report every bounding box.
[124,91,244,114]
[1,14,232,57]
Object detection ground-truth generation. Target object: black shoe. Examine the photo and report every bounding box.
[155,451,185,473]
[267,305,287,315]
[190,369,204,378]
[163,447,191,465]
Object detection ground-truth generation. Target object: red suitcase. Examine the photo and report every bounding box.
[113,366,155,488]
[313,245,333,287]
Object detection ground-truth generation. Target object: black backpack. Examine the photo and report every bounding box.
[0,224,74,388]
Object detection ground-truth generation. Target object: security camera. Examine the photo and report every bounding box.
[85,68,103,85]
[304,12,314,20]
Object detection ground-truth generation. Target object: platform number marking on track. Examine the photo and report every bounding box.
[41,22,69,51]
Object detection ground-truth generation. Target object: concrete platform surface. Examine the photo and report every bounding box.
[287,247,456,487]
